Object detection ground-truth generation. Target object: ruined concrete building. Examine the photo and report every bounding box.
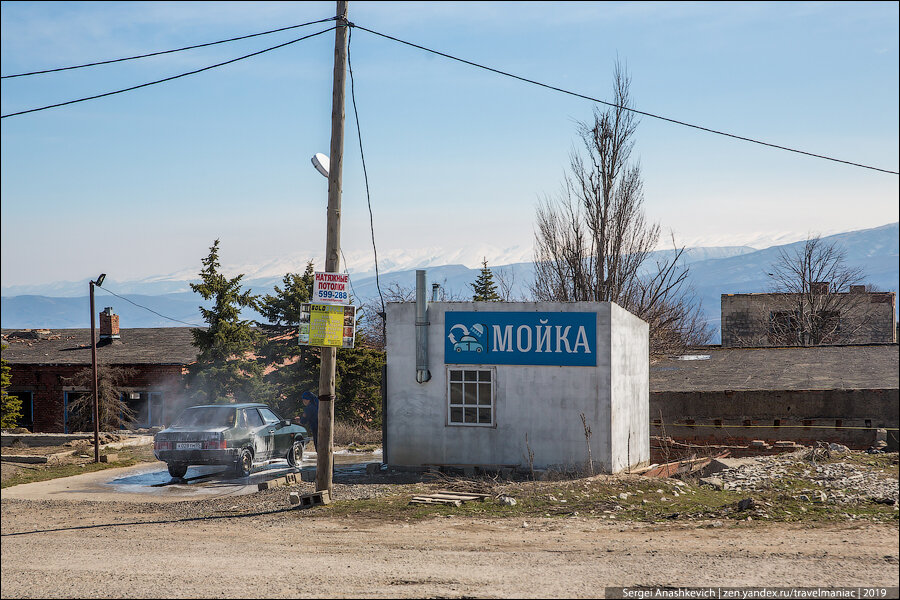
[720,286,896,348]
[650,344,898,451]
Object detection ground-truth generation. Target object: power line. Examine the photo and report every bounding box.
[1,27,335,119]
[1,17,336,79]
[339,248,360,302]
[347,27,386,326]
[351,24,899,176]
[96,286,204,328]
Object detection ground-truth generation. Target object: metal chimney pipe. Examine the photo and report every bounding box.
[415,269,431,383]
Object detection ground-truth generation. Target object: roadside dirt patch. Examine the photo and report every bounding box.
[1,496,897,598]
[1,448,897,597]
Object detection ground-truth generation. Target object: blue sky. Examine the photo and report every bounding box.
[2,1,898,288]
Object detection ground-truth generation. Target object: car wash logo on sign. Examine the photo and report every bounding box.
[445,311,597,367]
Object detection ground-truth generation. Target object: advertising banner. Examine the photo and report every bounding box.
[444,311,597,366]
[299,303,355,348]
[312,271,351,304]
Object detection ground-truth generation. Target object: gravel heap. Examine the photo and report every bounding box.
[153,469,430,521]
[712,450,899,507]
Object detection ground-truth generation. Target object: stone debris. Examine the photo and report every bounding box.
[699,477,724,490]
[62,433,123,447]
[737,498,756,511]
[710,449,899,506]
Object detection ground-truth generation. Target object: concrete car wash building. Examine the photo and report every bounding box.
[384,280,649,473]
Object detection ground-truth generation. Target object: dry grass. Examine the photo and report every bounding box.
[333,421,382,447]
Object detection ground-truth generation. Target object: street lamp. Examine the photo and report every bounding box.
[89,273,105,463]
[312,153,330,178]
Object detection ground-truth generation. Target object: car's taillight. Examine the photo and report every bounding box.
[203,437,226,450]
[154,441,172,451]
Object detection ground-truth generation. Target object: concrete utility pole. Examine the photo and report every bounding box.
[316,0,349,494]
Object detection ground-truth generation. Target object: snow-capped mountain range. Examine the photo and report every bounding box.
[2,223,897,344]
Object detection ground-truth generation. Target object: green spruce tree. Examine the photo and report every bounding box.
[188,240,266,404]
[257,262,319,417]
[471,257,502,301]
[335,345,385,427]
[1,343,23,429]
[257,262,386,426]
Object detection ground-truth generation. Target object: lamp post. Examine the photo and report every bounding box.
[89,273,105,463]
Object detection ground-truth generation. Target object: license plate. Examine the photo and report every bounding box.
[175,442,202,450]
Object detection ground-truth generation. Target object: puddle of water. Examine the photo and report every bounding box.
[105,461,300,497]
[96,450,384,499]
[334,448,382,456]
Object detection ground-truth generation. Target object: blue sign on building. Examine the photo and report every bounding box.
[444,311,597,367]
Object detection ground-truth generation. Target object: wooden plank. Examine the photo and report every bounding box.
[410,496,461,504]
[435,490,491,500]
[429,494,483,502]
[409,497,461,507]
[429,494,480,502]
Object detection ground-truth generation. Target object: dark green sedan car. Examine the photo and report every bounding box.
[153,403,308,478]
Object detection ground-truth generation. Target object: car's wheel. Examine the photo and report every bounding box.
[287,440,303,468]
[167,463,188,479]
[234,449,253,478]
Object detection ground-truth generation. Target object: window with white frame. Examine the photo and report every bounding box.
[448,368,494,426]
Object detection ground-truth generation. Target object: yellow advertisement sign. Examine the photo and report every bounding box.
[298,303,355,348]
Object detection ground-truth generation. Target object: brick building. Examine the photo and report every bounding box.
[721,287,896,348]
[2,310,198,433]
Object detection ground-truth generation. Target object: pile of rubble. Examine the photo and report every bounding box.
[63,433,124,447]
[702,446,899,507]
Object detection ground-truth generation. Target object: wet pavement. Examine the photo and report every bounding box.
[1,450,382,503]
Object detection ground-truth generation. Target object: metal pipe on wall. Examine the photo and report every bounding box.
[415,269,431,383]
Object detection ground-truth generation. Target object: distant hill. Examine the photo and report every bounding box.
[2,223,897,343]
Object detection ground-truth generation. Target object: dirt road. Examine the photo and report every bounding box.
[2,496,897,598]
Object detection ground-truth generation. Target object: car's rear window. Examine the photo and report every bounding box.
[172,406,236,428]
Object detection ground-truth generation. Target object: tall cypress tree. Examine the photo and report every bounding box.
[471,257,502,301]
[188,240,265,404]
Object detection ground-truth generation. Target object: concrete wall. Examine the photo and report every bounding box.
[721,292,897,347]
[609,303,650,472]
[650,388,899,449]
[385,301,649,472]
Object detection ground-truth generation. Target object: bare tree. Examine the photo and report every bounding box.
[357,283,416,351]
[64,366,137,432]
[767,235,873,346]
[358,278,472,350]
[493,265,531,302]
[531,62,710,356]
